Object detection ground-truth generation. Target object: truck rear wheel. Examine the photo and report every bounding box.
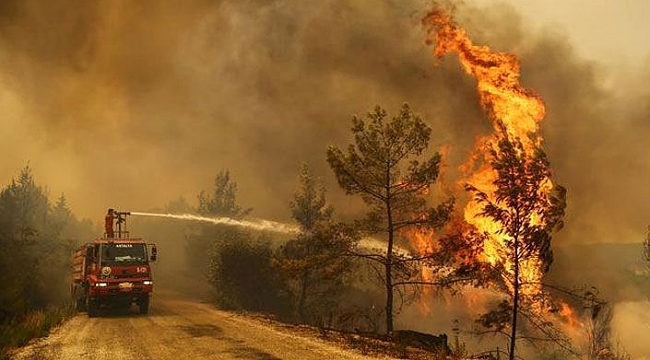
[139,296,149,315]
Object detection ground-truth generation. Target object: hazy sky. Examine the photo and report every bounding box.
[473,0,650,67]
[1,0,649,244]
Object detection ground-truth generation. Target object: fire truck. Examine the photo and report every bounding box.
[71,210,157,317]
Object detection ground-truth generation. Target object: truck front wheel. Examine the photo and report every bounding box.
[74,284,87,312]
[87,299,98,318]
[139,296,149,315]
[76,297,86,312]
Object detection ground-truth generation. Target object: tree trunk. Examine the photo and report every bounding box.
[509,235,519,360]
[298,271,309,323]
[385,181,394,335]
[385,254,393,335]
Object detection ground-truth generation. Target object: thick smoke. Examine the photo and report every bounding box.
[0,0,487,222]
[2,1,648,247]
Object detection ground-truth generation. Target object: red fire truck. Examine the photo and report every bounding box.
[71,210,157,317]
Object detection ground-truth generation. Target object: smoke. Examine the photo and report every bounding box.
[612,301,650,359]
[1,0,647,249]
[0,0,488,224]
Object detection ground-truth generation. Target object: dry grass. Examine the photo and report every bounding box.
[0,305,74,360]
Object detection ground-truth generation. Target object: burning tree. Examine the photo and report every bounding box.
[327,103,453,334]
[468,126,567,358]
[422,6,570,359]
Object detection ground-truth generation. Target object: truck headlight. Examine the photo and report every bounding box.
[95,282,108,287]
[143,281,153,285]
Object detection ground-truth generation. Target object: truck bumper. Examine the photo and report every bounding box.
[89,282,152,308]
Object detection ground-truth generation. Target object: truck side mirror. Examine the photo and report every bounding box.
[150,245,157,262]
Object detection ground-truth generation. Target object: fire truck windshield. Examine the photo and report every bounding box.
[101,243,147,265]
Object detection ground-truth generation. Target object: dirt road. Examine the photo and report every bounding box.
[11,292,394,360]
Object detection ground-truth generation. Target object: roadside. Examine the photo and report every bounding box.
[9,291,437,360]
[0,305,75,360]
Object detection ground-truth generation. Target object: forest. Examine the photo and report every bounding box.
[1,103,647,360]
[0,167,94,356]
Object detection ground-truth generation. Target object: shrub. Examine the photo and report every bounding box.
[209,234,292,318]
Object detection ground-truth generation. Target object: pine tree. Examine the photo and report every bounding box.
[327,103,452,334]
[276,164,355,323]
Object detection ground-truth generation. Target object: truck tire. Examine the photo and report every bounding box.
[74,285,87,312]
[76,297,86,312]
[87,300,98,318]
[139,296,149,315]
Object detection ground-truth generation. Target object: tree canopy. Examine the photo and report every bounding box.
[290,163,333,232]
[198,170,252,218]
[327,103,453,334]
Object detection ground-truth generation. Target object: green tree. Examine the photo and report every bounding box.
[290,163,333,232]
[187,170,253,293]
[0,167,93,357]
[51,195,95,250]
[0,167,83,319]
[327,103,453,334]
[41,194,79,304]
[198,170,252,218]
[278,223,358,325]
[467,127,566,360]
[0,167,50,317]
[0,166,49,239]
[276,164,357,324]
[48,194,73,239]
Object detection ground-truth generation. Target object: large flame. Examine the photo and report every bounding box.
[421,8,553,304]
[425,9,545,146]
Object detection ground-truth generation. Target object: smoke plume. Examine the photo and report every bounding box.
[2,1,647,247]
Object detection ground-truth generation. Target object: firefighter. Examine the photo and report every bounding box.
[105,208,115,238]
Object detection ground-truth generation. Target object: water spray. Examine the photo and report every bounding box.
[129,212,300,234]
[130,212,406,253]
